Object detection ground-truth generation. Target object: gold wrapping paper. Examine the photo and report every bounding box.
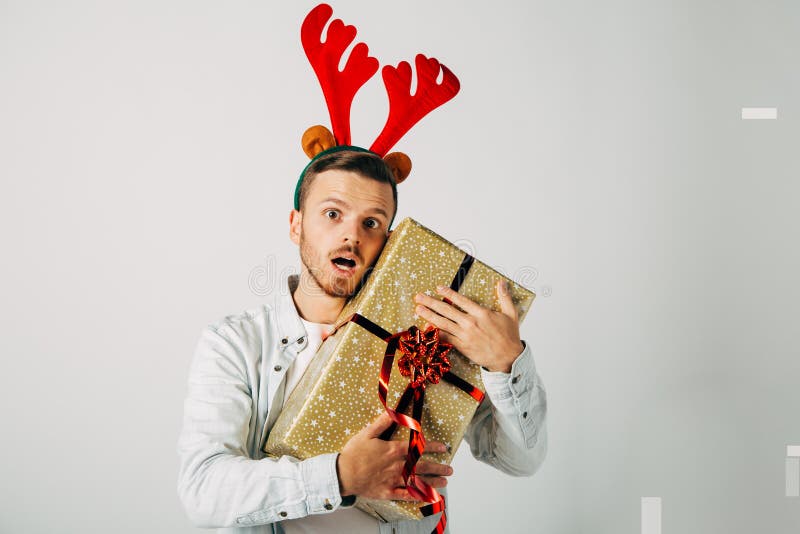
[264,217,535,522]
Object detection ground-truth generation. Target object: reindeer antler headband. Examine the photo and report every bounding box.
[294,3,461,212]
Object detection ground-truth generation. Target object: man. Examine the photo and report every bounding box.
[177,150,548,533]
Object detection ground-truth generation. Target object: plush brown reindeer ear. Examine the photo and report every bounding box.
[302,125,337,159]
[383,152,412,184]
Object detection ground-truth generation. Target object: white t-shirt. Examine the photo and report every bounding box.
[280,318,379,533]
[282,318,332,405]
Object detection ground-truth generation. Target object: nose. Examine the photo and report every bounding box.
[341,217,361,245]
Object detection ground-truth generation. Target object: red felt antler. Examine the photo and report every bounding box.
[301,3,379,146]
[369,54,460,157]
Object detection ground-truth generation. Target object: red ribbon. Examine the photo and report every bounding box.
[377,325,447,532]
[328,313,485,534]
[324,251,481,533]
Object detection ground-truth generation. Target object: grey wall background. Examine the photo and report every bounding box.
[1,1,798,532]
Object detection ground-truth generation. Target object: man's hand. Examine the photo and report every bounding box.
[336,412,452,500]
[414,280,524,373]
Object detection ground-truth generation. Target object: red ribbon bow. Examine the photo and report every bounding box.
[397,325,452,389]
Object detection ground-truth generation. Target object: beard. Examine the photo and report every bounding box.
[298,231,363,299]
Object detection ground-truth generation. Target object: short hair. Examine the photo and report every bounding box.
[297,150,398,219]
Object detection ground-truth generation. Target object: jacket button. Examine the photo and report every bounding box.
[281,338,288,345]
[324,502,333,510]
[298,337,305,344]
[274,365,282,372]
[511,375,520,384]
[279,511,287,518]
[522,411,528,418]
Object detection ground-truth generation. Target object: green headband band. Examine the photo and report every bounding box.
[294,145,399,228]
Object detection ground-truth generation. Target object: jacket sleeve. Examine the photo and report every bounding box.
[462,341,548,476]
[176,325,344,528]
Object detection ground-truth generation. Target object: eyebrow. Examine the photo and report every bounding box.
[319,197,390,220]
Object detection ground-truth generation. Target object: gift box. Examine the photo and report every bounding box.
[264,217,535,523]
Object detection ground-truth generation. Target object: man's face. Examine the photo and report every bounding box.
[290,169,395,299]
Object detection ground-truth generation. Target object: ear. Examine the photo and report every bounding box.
[289,209,302,245]
[383,152,412,184]
[302,125,337,159]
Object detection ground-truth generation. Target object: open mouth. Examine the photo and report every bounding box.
[331,257,357,270]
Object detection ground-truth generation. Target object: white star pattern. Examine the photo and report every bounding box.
[263,219,535,522]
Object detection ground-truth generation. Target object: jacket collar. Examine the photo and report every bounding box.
[274,274,307,349]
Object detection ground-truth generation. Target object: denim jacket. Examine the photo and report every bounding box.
[177,275,547,533]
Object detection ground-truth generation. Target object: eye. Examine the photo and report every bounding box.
[364,218,380,229]
[325,209,339,220]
